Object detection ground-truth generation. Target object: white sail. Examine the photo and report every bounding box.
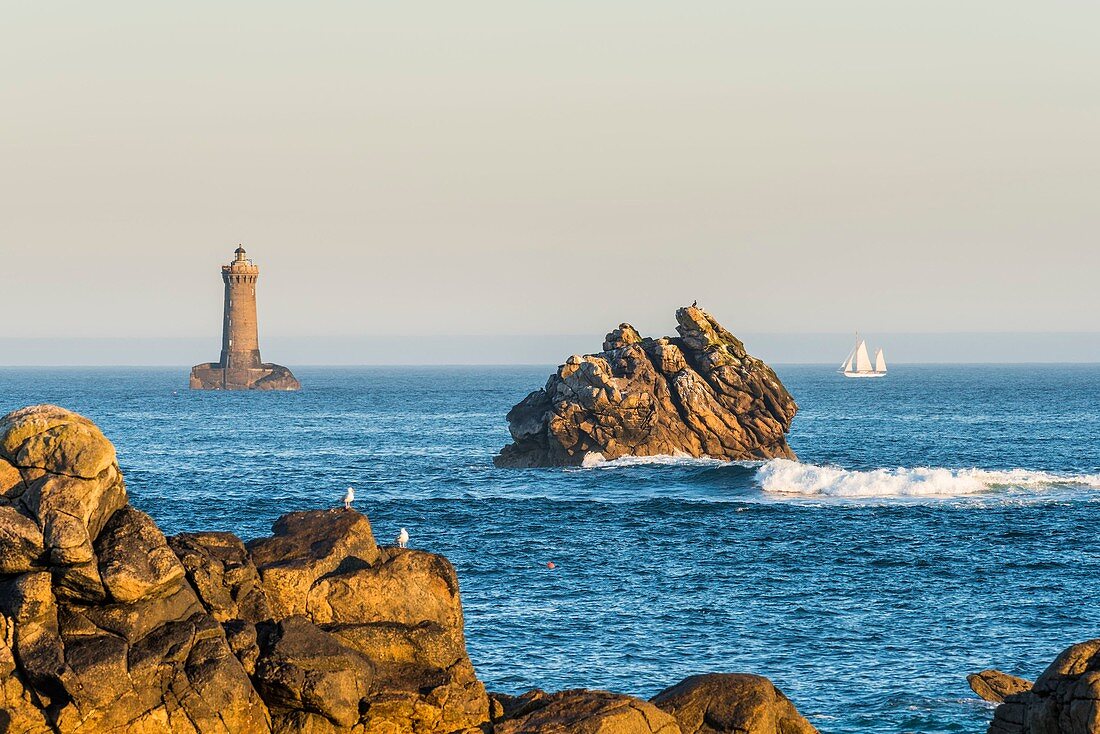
[840,347,856,371]
[840,334,859,372]
[874,348,887,373]
[853,340,872,372]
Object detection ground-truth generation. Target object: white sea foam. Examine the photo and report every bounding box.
[579,452,733,469]
[756,459,1100,498]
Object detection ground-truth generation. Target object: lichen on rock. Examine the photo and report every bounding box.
[495,306,798,467]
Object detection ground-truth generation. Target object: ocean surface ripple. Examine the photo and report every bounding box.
[3,364,1099,734]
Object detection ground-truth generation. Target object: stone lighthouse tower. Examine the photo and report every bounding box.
[190,246,300,390]
[220,246,262,369]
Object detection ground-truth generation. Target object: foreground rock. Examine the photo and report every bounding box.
[486,677,817,734]
[651,674,818,734]
[0,405,268,733]
[988,640,1100,733]
[247,510,489,733]
[0,404,818,734]
[494,690,680,734]
[969,669,1032,704]
[0,405,482,733]
[494,306,798,467]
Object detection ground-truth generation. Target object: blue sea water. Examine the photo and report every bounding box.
[2,364,1099,734]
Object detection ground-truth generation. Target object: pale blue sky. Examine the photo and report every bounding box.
[2,1,1098,363]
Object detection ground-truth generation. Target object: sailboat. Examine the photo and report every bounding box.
[839,334,887,378]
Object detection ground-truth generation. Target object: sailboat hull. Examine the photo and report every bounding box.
[842,371,887,378]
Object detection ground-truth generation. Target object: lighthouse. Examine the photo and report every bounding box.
[220,246,262,369]
[190,246,300,391]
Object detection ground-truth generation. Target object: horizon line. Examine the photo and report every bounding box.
[6,330,1100,339]
[3,361,1099,368]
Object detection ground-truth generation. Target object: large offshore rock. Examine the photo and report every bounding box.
[493,689,681,734]
[988,640,1100,734]
[495,306,798,467]
[650,674,818,734]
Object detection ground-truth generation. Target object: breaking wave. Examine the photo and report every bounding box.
[570,452,1100,502]
[756,459,1100,498]
[579,452,733,469]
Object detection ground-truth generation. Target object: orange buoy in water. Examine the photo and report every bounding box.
[546,562,556,570]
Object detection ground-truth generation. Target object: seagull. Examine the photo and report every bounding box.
[343,486,355,510]
[396,527,409,548]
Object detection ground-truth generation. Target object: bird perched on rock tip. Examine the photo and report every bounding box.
[343,486,354,510]
[691,299,698,307]
[396,527,409,548]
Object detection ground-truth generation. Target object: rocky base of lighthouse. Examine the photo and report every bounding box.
[189,362,301,391]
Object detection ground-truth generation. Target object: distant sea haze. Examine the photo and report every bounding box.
[1,332,1099,365]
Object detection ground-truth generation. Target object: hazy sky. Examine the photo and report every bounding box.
[3,1,1099,357]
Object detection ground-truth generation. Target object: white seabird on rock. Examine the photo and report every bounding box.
[396,527,409,548]
[343,486,355,510]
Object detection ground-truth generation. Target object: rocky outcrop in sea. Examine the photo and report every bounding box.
[495,306,798,467]
[0,405,817,733]
[189,363,300,392]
